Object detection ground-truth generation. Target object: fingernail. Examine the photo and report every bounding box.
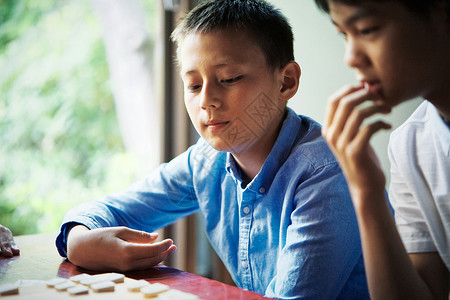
[363,82,369,91]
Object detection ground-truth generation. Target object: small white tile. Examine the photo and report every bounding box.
[91,280,115,293]
[46,278,67,288]
[54,281,76,292]
[0,283,19,296]
[141,283,169,298]
[126,279,149,292]
[67,285,89,295]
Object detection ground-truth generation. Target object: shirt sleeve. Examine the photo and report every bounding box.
[265,162,368,299]
[388,136,437,253]
[55,147,200,257]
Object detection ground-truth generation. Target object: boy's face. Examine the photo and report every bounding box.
[180,30,287,155]
[329,1,448,106]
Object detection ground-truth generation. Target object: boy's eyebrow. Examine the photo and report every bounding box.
[181,69,197,76]
[182,62,244,76]
[332,8,374,28]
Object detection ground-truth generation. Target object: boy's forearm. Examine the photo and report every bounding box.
[67,225,90,244]
[353,190,437,300]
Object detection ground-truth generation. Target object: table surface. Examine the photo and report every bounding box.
[0,233,269,299]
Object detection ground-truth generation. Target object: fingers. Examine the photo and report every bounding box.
[324,86,369,144]
[116,227,176,269]
[336,102,391,152]
[0,243,13,258]
[117,238,177,271]
[128,243,177,270]
[2,243,20,257]
[353,121,392,153]
[321,84,392,194]
[323,84,388,147]
[11,244,20,256]
[128,238,176,259]
[0,225,19,257]
[116,227,159,244]
[323,84,363,135]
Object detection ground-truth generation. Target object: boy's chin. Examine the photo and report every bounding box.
[205,139,247,154]
[379,95,408,110]
[206,140,232,152]
[380,87,421,108]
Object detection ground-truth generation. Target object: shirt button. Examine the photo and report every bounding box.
[259,187,266,194]
[241,261,248,268]
[243,206,250,214]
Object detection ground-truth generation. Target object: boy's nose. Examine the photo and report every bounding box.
[200,83,221,109]
[344,39,369,70]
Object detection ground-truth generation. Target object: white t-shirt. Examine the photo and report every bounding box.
[388,100,450,270]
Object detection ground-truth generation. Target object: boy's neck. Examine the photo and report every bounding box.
[231,112,286,185]
[424,77,450,122]
[232,151,267,187]
[429,98,450,124]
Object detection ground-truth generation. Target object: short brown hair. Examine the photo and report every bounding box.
[171,0,294,70]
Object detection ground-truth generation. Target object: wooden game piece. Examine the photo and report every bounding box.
[141,283,169,298]
[46,277,67,288]
[0,283,19,296]
[67,285,89,295]
[54,281,76,292]
[157,289,201,300]
[126,279,149,292]
[91,281,115,293]
[70,273,91,283]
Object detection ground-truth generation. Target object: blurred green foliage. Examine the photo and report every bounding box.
[0,0,155,235]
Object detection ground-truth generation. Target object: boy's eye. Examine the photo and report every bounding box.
[187,84,201,92]
[337,30,347,40]
[334,25,348,40]
[221,76,242,85]
[360,26,379,35]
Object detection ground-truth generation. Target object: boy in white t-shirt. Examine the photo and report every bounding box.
[314,0,450,299]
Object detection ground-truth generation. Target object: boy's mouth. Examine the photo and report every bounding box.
[361,80,382,94]
[205,120,229,131]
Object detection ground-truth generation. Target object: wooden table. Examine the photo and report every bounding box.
[0,233,269,299]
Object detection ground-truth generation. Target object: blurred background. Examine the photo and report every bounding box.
[0,0,159,235]
[0,0,421,282]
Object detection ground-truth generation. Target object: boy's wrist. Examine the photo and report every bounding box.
[350,188,389,216]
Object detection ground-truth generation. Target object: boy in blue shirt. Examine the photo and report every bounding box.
[56,0,369,298]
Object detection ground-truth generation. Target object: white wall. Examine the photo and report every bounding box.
[272,0,422,186]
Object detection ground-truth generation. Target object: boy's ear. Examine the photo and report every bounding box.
[279,61,301,101]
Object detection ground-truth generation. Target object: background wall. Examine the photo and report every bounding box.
[272,0,422,186]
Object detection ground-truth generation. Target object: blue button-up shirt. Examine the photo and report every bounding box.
[56,108,369,299]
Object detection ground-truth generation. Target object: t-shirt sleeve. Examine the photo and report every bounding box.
[388,137,437,253]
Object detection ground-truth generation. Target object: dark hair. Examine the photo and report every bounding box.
[314,0,448,16]
[171,0,294,70]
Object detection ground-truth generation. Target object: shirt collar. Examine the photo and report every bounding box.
[225,107,302,193]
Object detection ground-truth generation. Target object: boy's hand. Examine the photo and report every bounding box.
[0,224,20,257]
[67,225,176,272]
[321,84,391,202]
